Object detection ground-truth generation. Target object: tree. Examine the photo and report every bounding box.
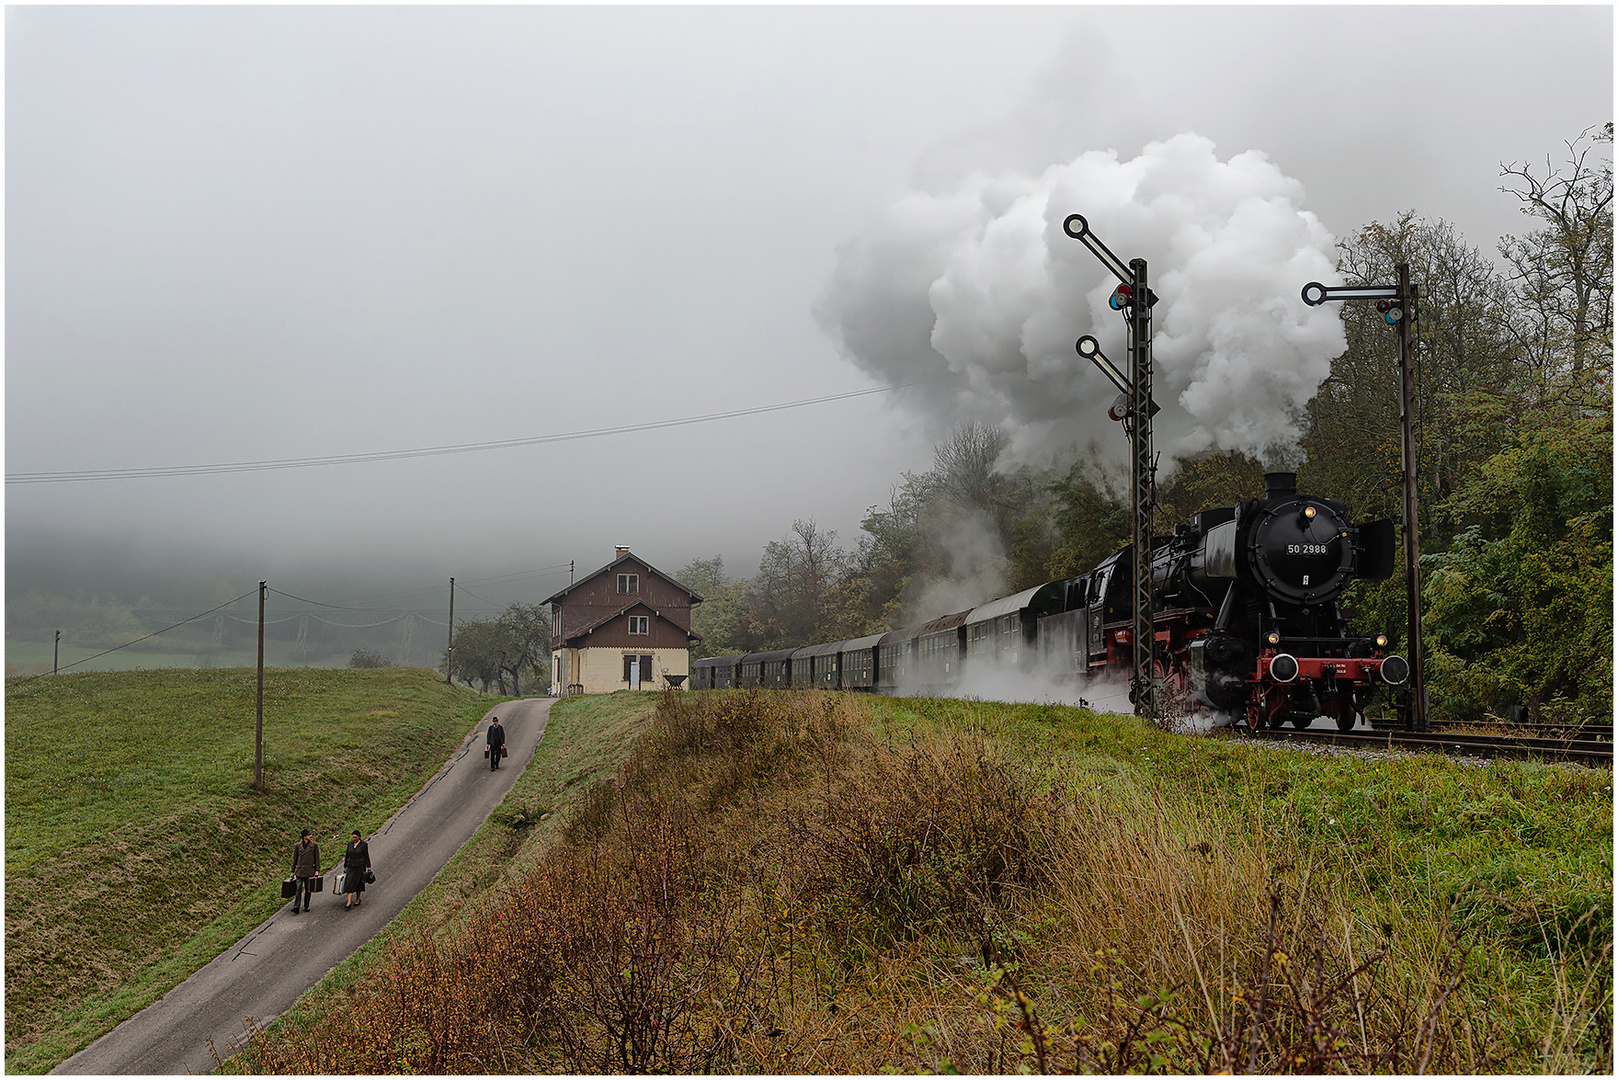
[1300,213,1519,546]
[348,648,393,668]
[1498,123,1614,399]
[747,519,851,647]
[1047,452,1130,579]
[495,603,551,696]
[444,603,550,695]
[676,556,726,598]
[445,618,506,692]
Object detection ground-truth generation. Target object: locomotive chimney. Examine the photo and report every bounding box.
[1263,472,1297,499]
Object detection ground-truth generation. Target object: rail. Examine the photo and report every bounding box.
[1247,726,1613,767]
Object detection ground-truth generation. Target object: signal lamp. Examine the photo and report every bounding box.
[1384,307,1403,324]
[1108,284,1132,310]
[1376,299,1391,313]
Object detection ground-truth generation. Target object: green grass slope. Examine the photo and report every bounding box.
[4,667,500,1073]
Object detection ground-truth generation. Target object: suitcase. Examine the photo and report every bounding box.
[333,872,346,895]
[282,876,296,899]
[484,746,490,758]
[311,874,323,892]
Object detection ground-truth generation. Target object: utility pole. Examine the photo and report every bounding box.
[255,580,266,791]
[1066,214,1161,720]
[1301,269,1427,731]
[445,577,456,684]
[53,630,60,675]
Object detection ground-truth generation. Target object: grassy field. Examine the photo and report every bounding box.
[3,666,503,1073]
[226,690,1612,1074]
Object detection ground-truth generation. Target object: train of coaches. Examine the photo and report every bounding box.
[693,472,1411,732]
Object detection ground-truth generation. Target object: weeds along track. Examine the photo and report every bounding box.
[233,690,1613,1075]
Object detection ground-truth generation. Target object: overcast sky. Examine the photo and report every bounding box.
[6,5,1612,612]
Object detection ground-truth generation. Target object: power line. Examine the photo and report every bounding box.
[6,383,918,485]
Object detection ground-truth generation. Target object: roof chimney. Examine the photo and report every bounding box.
[615,546,631,559]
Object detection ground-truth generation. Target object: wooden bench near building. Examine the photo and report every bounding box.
[546,547,702,694]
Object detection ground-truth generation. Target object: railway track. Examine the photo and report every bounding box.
[1382,719,1613,742]
[1246,725,1614,767]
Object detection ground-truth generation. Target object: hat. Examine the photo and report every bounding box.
[300,829,311,838]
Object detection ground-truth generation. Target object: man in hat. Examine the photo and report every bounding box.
[486,716,506,770]
[290,829,320,915]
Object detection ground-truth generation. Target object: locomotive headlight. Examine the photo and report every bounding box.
[1374,634,1389,648]
[1266,631,1281,646]
[1303,506,1317,520]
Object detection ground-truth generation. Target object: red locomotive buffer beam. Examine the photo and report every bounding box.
[1251,650,1408,732]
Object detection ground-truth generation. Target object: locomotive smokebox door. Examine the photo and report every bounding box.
[1246,498,1357,605]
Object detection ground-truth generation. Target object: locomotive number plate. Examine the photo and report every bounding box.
[1287,543,1328,555]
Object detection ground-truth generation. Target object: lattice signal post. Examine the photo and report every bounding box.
[1065,214,1161,719]
[1301,267,1428,732]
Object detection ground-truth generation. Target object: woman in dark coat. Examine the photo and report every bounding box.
[343,830,372,909]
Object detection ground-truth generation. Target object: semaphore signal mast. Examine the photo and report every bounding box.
[1064,214,1161,720]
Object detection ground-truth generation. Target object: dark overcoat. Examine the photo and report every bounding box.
[343,839,371,894]
[487,722,506,749]
[291,839,321,878]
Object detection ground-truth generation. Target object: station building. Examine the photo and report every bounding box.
[546,547,702,694]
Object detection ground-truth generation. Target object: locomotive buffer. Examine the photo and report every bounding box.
[1064,213,1160,720]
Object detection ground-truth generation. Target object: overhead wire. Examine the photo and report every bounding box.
[6,382,924,485]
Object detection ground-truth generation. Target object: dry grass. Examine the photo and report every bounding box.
[233,690,1611,1074]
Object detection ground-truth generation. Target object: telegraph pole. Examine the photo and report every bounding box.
[1301,270,1427,731]
[255,580,266,791]
[53,630,60,675]
[1066,214,1160,719]
[445,577,455,684]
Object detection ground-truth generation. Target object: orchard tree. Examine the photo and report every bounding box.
[444,602,550,695]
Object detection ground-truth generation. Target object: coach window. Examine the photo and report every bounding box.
[618,573,639,594]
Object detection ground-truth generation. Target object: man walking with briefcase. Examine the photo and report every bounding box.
[486,716,506,771]
[289,829,320,915]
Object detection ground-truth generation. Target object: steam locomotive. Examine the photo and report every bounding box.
[692,473,1409,731]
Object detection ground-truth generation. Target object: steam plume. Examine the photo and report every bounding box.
[817,133,1345,469]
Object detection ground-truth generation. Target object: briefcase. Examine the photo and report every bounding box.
[281,876,296,899]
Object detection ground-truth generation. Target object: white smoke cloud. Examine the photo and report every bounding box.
[817,133,1345,470]
[908,510,1009,624]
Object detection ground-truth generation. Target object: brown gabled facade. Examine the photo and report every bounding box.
[545,549,702,694]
